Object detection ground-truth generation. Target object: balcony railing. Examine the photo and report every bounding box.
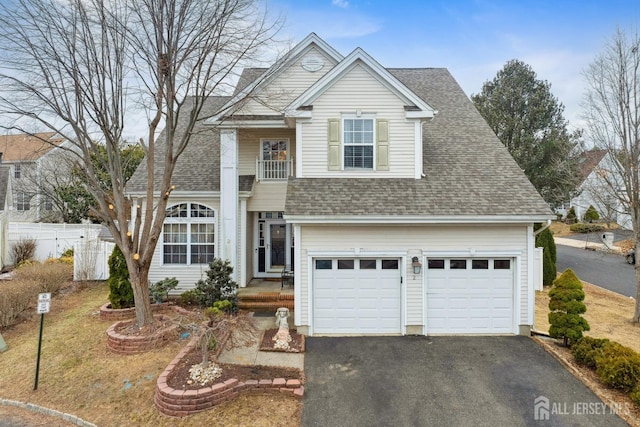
[256,158,294,181]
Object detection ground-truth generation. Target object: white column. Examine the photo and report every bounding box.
[220,129,238,281]
[239,198,247,287]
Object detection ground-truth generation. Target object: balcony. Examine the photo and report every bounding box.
[256,158,294,181]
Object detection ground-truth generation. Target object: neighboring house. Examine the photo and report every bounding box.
[0,132,72,222]
[568,149,631,229]
[127,34,553,336]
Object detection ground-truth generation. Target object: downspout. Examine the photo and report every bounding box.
[534,219,552,236]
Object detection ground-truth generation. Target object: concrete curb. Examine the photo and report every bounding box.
[0,398,96,427]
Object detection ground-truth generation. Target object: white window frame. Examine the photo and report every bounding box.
[14,163,21,179]
[342,114,376,170]
[16,191,30,211]
[162,202,217,265]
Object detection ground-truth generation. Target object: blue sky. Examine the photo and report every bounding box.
[271,0,640,131]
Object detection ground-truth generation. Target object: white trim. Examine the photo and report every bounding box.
[414,120,422,179]
[239,199,247,288]
[527,224,534,326]
[160,202,218,267]
[294,224,302,328]
[342,114,376,171]
[126,191,222,199]
[206,33,344,125]
[220,129,238,281]
[295,120,307,178]
[422,251,521,335]
[286,215,555,224]
[217,120,288,129]
[285,48,436,119]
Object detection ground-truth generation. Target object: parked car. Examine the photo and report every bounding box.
[626,248,635,265]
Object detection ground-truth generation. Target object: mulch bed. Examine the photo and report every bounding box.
[167,348,303,391]
[259,328,305,353]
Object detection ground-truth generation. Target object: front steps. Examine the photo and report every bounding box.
[238,292,294,312]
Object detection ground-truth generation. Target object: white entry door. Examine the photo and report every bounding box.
[313,258,402,335]
[426,258,515,334]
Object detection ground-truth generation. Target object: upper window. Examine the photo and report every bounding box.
[16,191,30,211]
[163,203,216,265]
[343,118,374,169]
[14,163,21,179]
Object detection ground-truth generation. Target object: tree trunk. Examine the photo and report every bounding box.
[634,255,640,322]
[130,269,154,329]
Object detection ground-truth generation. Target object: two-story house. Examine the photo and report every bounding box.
[127,34,553,336]
[0,132,71,222]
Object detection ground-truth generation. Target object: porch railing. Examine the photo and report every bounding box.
[256,158,294,181]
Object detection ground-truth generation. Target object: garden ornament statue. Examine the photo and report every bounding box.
[273,307,292,350]
[0,332,7,352]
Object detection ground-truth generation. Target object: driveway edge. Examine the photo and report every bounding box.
[533,336,636,426]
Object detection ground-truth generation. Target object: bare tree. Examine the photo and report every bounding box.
[583,28,640,321]
[0,0,281,328]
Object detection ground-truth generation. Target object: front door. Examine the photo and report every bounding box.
[268,222,286,271]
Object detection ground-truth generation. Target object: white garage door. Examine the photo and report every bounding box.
[426,258,514,334]
[313,258,402,334]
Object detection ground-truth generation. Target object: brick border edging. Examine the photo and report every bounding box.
[0,398,96,427]
[106,314,179,354]
[154,333,304,417]
[99,302,174,321]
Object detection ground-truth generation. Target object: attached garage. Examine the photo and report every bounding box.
[426,257,515,334]
[312,258,402,334]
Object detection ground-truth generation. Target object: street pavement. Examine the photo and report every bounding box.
[555,238,636,298]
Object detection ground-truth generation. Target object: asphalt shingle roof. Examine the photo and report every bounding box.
[285,68,551,217]
[126,96,230,194]
[128,67,552,218]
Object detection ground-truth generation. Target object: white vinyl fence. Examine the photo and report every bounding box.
[0,222,115,281]
[74,239,114,281]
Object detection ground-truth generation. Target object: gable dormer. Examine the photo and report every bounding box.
[285,48,437,180]
[206,33,344,125]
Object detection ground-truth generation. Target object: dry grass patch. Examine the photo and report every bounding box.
[549,221,574,236]
[0,282,300,426]
[536,281,640,425]
[536,281,640,352]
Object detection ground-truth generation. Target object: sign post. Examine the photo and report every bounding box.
[34,293,50,391]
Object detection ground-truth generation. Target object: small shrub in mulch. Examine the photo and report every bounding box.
[167,348,303,391]
[259,328,305,353]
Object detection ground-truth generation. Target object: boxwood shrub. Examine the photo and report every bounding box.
[569,223,605,233]
[571,336,610,369]
[595,342,640,392]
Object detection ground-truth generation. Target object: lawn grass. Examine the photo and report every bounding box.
[536,280,640,352]
[0,282,300,426]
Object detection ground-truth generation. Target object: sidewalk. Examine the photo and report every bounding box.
[554,236,622,253]
[217,314,304,370]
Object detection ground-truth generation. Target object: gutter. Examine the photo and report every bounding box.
[534,219,552,236]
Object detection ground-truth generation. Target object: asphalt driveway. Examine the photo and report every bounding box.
[302,336,628,427]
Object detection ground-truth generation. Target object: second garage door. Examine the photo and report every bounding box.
[426,258,515,334]
[313,258,402,334]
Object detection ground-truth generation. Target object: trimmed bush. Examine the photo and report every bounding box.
[595,342,640,392]
[194,258,238,312]
[548,269,590,346]
[566,207,577,223]
[178,289,202,307]
[583,205,600,222]
[630,388,640,407]
[569,223,605,233]
[571,336,610,369]
[535,225,556,286]
[149,277,178,303]
[107,246,134,309]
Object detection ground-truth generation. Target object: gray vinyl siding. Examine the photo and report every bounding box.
[297,224,529,330]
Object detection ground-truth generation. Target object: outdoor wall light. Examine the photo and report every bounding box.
[412,256,422,274]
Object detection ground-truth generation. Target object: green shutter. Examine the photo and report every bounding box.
[328,119,341,171]
[376,119,389,171]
